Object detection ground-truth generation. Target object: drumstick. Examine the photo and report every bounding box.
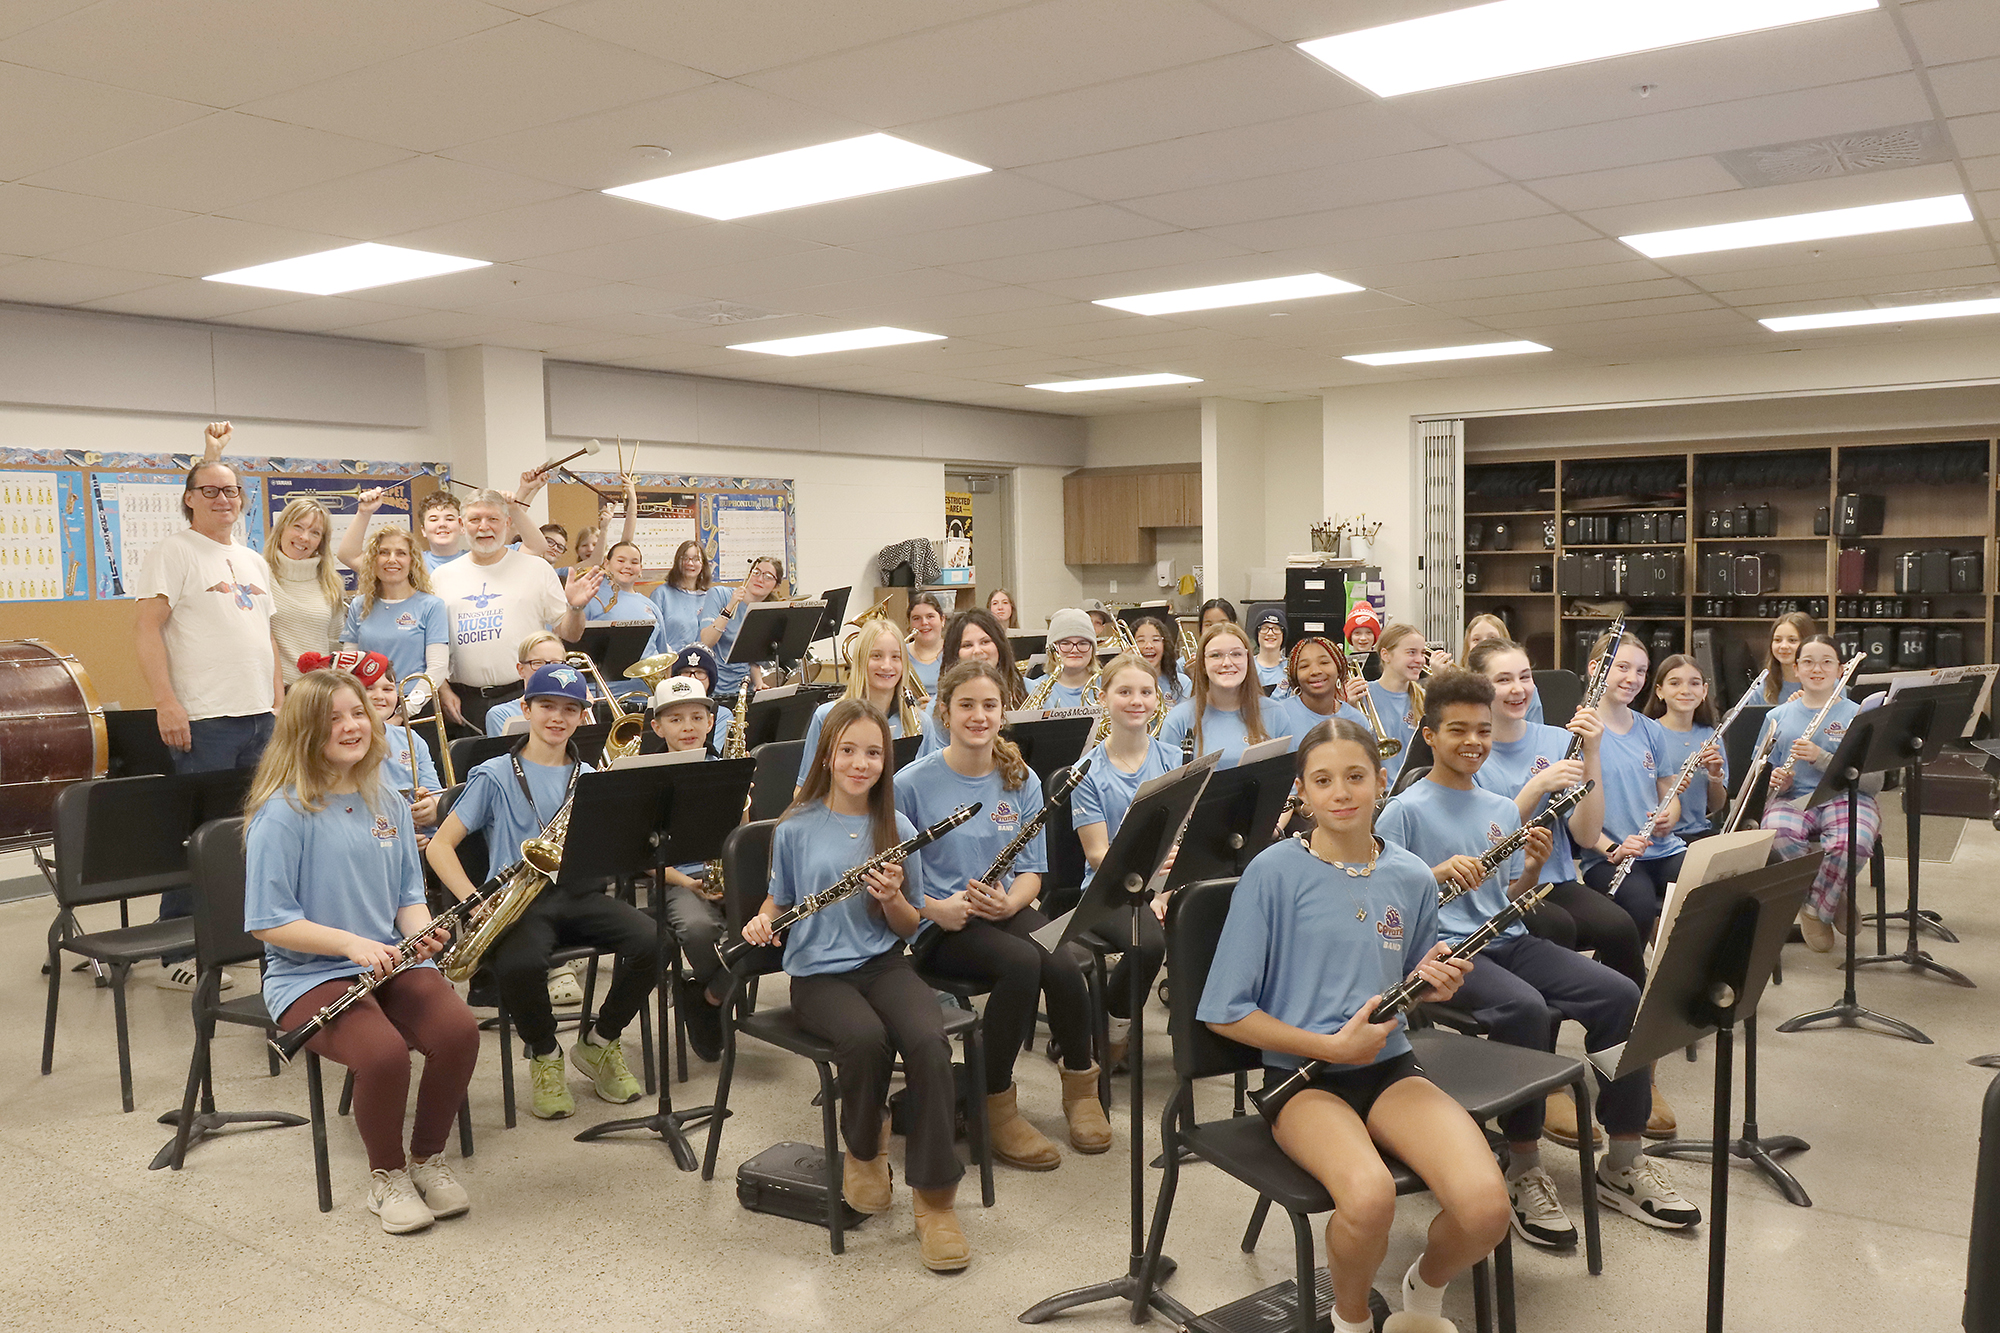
[526,439,601,483]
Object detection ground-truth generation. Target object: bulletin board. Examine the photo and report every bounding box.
[0,448,448,708]
[549,469,797,590]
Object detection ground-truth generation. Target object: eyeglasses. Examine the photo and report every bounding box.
[1205,649,1249,664]
[1053,638,1094,652]
[191,485,242,500]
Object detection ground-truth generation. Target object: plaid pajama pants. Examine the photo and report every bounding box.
[1762,793,1881,922]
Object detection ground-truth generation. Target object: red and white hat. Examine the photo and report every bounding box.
[298,649,391,688]
[1343,603,1382,640]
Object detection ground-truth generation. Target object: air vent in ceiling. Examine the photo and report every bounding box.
[1713,122,1950,188]
[1866,283,2000,309]
[650,301,790,325]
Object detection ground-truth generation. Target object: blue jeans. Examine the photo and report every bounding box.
[159,713,275,954]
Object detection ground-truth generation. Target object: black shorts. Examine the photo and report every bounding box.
[1260,1050,1423,1123]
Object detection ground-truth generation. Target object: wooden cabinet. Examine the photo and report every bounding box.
[1064,464,1201,565]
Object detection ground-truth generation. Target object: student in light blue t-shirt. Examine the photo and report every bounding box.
[1575,632,1688,941]
[339,527,451,687]
[1198,713,1501,1333]
[1157,623,1287,768]
[1128,614,1190,706]
[794,620,924,790]
[647,540,728,659]
[906,595,948,701]
[1275,635,1371,745]
[698,554,784,696]
[1251,607,1291,698]
[1644,654,1731,847]
[739,698,968,1270]
[1378,670,1698,1248]
[245,666,478,1234]
[480,632,567,738]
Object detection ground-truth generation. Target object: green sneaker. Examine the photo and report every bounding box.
[569,1034,642,1105]
[529,1050,575,1120]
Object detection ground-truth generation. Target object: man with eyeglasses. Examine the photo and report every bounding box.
[133,435,285,988]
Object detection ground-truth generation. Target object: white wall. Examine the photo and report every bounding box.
[1011,464,1083,625]
[1257,400,1323,599]
[1083,408,1201,469]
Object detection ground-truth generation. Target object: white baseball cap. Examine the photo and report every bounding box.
[652,675,718,713]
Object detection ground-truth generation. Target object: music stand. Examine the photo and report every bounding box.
[1853,679,1980,987]
[1005,713,1096,786]
[568,624,655,680]
[1020,762,1213,1329]
[1161,750,1298,891]
[892,734,922,770]
[730,599,827,677]
[1007,630,1048,663]
[571,757,757,1167]
[743,683,842,749]
[447,725,613,782]
[1590,854,1819,1333]
[105,709,175,778]
[1776,698,1933,1044]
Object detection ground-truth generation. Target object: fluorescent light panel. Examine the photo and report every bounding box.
[1623,194,1972,259]
[729,327,946,356]
[1345,340,1551,366]
[1300,0,1877,98]
[1028,373,1201,392]
[605,134,988,220]
[204,243,488,295]
[1095,273,1361,316]
[1760,297,2000,332]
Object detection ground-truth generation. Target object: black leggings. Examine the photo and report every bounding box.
[915,907,1091,1093]
[1099,905,1165,1021]
[1522,879,1647,988]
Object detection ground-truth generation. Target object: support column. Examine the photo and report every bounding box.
[445,345,551,521]
[1200,398,1266,606]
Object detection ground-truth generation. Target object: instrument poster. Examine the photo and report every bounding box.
[0,471,88,602]
[713,495,789,583]
[89,471,265,599]
[266,475,412,591]
[606,493,697,570]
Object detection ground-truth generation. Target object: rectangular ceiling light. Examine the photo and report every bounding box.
[1300,0,1877,98]
[1622,194,1972,259]
[729,326,946,356]
[204,243,488,295]
[1760,297,2000,332]
[1344,340,1551,366]
[1027,373,1202,392]
[1095,273,1361,316]
[605,134,988,220]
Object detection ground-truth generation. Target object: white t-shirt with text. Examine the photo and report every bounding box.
[133,527,277,721]
[430,549,571,687]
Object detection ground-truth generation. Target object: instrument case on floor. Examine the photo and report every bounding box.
[737,1142,868,1231]
[1918,754,1994,819]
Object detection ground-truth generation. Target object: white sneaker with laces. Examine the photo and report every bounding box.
[367,1168,435,1234]
[408,1153,469,1218]
[1598,1155,1702,1229]
[1507,1165,1577,1248]
[154,961,233,992]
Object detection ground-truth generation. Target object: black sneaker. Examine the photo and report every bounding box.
[682,978,723,1062]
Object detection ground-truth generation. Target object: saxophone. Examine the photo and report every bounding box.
[700,679,753,901]
[442,792,574,983]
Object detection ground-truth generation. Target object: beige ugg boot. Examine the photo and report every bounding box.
[1061,1063,1112,1154]
[986,1084,1061,1170]
[913,1185,971,1272]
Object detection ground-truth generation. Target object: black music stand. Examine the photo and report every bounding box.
[809,586,851,642]
[570,757,756,1167]
[730,600,826,678]
[447,724,614,778]
[1591,854,1818,1333]
[743,683,842,749]
[1005,713,1096,786]
[892,734,922,770]
[1777,699,1932,1044]
[1162,750,1297,891]
[568,623,655,680]
[1020,763,1213,1329]
[105,709,175,777]
[1854,680,1979,988]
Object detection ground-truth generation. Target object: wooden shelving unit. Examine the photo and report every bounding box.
[1464,439,1997,684]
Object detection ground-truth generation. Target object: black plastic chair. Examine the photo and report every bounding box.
[42,776,198,1112]
[701,821,995,1253]
[748,740,808,822]
[1137,878,1511,1333]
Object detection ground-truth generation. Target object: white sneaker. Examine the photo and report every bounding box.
[154,961,234,992]
[408,1153,469,1218]
[546,966,584,1007]
[1507,1165,1577,1248]
[1598,1155,1702,1229]
[367,1168,435,1234]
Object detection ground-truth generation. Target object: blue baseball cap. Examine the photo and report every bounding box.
[671,643,719,684]
[523,662,591,706]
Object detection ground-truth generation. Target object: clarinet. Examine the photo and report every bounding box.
[270,874,507,1064]
[717,803,981,968]
[1563,614,1626,761]
[1258,878,1562,1122]
[1606,669,1768,892]
[979,757,1092,886]
[1440,779,1593,906]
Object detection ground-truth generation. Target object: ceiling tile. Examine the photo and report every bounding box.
[1950,112,2000,159]
[1571,160,1971,236]
[1199,183,1559,253]
[0,257,176,304]
[1120,147,1504,230]
[78,278,307,321]
[0,1,95,43]
[1646,231,1992,281]
[848,205,1172,267]
[218,295,434,334]
[1703,262,2000,307]
[465,282,686,324]
[47,214,345,278]
[1929,58,2000,119]
[0,65,210,181]
[0,184,190,256]
[221,157,574,239]
[22,112,411,213]
[1350,245,1662,291]
[730,173,1096,247]
[738,0,1267,126]
[330,309,542,345]
[238,20,713,153]
[0,0,508,104]
[1430,277,1707,318]
[644,247,919,304]
[353,262,606,312]
[946,231,1255,287]
[533,223,825,282]
[1526,158,1744,214]
[1903,0,2000,67]
[386,192,703,264]
[767,267,1001,317]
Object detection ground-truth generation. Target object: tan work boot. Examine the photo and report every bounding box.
[1061,1064,1113,1154]
[1541,1087,1580,1148]
[986,1084,1061,1170]
[842,1109,894,1213]
[1646,1078,1678,1141]
[913,1185,971,1272]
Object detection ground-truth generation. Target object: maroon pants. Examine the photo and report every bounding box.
[279,967,479,1173]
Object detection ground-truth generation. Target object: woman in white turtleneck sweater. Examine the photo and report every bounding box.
[267,498,347,686]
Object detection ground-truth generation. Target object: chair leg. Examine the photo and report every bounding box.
[40,936,62,1077]
[1472,1256,1494,1333]
[168,1019,211,1171]
[816,1060,844,1256]
[961,1021,994,1208]
[1573,1075,1602,1276]
[306,1054,333,1214]
[1495,1231,1516,1333]
[111,962,136,1113]
[498,1001,516,1130]
[338,1067,355,1117]
[700,987,742,1182]
[1289,1209,1317,1333]
[457,1096,474,1159]
[1241,1195,1273,1252]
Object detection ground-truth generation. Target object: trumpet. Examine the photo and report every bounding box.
[564,651,644,764]
[398,672,454,787]
[1353,682,1401,758]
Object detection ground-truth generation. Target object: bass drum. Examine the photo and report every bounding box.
[0,640,108,849]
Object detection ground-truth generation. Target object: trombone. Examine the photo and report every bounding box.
[398,672,455,787]
[564,651,646,764]
[1324,641,1400,759]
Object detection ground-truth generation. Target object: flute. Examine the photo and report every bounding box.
[1606,669,1767,890]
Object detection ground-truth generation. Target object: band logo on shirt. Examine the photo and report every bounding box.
[1529,756,1550,774]
[990,800,1020,832]
[1641,750,1656,771]
[370,816,398,844]
[1488,822,1505,846]
[456,585,506,647]
[1824,721,1846,741]
[395,611,418,629]
[1376,907,1404,951]
[204,579,267,610]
